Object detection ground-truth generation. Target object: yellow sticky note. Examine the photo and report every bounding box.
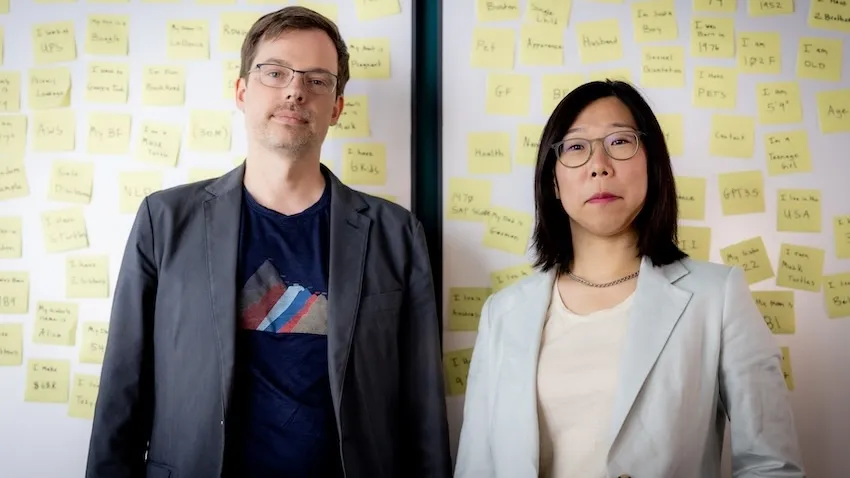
[797,37,842,82]
[66,254,110,298]
[446,177,492,222]
[737,32,781,74]
[342,143,386,185]
[189,110,232,152]
[589,68,633,83]
[0,0,6,13]
[777,189,821,233]
[444,348,474,396]
[136,121,183,167]
[748,0,793,15]
[675,176,706,221]
[710,114,755,158]
[349,39,391,79]
[355,0,400,20]
[576,19,623,64]
[32,21,77,64]
[0,71,21,112]
[816,89,850,133]
[718,170,764,215]
[86,62,129,103]
[0,216,22,258]
[448,287,492,331]
[720,236,774,284]
[219,12,258,53]
[87,112,131,154]
[33,301,79,346]
[835,215,850,259]
[25,359,71,403]
[694,0,736,12]
[86,14,129,56]
[0,323,23,366]
[632,0,678,43]
[0,115,28,157]
[166,20,209,60]
[752,290,795,334]
[329,95,370,139]
[49,160,95,205]
[476,0,521,22]
[222,60,241,100]
[188,168,225,183]
[526,0,572,27]
[780,346,794,390]
[516,124,543,166]
[68,374,100,419]
[756,82,802,124]
[0,159,29,201]
[28,67,71,109]
[677,225,711,261]
[41,207,88,252]
[79,322,109,364]
[765,130,812,176]
[809,0,850,33]
[32,109,76,152]
[641,46,685,88]
[691,17,735,58]
[119,170,163,214]
[486,73,530,116]
[0,26,3,64]
[657,113,683,156]
[520,23,564,66]
[541,74,585,114]
[297,2,339,22]
[0,271,28,314]
[777,243,825,292]
[143,65,185,106]
[483,207,532,256]
[490,263,533,292]
[824,272,850,318]
[468,132,511,175]
[693,67,737,109]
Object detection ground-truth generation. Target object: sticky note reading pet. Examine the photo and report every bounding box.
[631,0,678,43]
[0,160,29,201]
[470,28,516,70]
[33,301,79,346]
[86,14,129,56]
[693,67,736,109]
[68,374,100,419]
[0,323,23,366]
[0,216,22,258]
[348,39,391,79]
[675,176,706,220]
[166,20,209,60]
[189,110,232,152]
[448,287,492,331]
[446,178,492,222]
[752,290,795,334]
[86,62,129,103]
[694,0,735,13]
[0,271,28,314]
[526,0,571,27]
[718,170,764,215]
[467,132,512,175]
[516,124,544,166]
[136,121,183,167]
[796,37,842,81]
[80,322,109,364]
[780,347,794,390]
[808,0,850,33]
[329,95,370,139]
[737,32,781,74]
[748,0,793,15]
[656,113,683,156]
[486,73,531,116]
[483,207,533,256]
[342,143,387,185]
[67,255,110,298]
[119,170,163,214]
[576,19,623,64]
[520,23,564,66]
[444,348,474,396]
[476,0,520,22]
[354,0,400,20]
[0,115,27,157]
[691,17,734,58]
[777,243,825,291]
[641,46,685,88]
[765,130,812,176]
[32,21,76,64]
[25,359,71,403]
[541,74,585,114]
[835,215,850,259]
[816,89,850,133]
[32,109,76,152]
[142,66,185,106]
[757,82,803,124]
[677,226,711,261]
[222,60,240,100]
[0,71,21,112]
[720,236,774,284]
[490,263,533,292]
[710,115,755,158]
[823,272,850,319]
[777,189,821,233]
[28,67,71,109]
[41,208,88,252]
[49,160,95,205]
[219,13,257,53]
[88,112,132,154]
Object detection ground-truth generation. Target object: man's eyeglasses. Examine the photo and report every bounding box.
[551,130,645,168]
[251,63,338,96]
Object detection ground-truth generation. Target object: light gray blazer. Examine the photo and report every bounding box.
[454,256,805,478]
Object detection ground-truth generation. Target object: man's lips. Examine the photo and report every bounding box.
[271,112,308,124]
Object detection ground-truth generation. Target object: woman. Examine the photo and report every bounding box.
[453,81,804,478]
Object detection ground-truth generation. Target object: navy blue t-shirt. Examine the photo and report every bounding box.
[224,177,342,478]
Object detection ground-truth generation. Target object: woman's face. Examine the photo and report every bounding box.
[553,96,649,239]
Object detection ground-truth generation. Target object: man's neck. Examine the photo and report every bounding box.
[568,226,641,282]
[243,147,326,216]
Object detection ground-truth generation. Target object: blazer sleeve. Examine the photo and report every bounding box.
[399,218,453,478]
[85,198,157,478]
[453,295,495,478]
[718,266,806,478]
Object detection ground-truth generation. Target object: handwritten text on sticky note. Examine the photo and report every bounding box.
[693,67,736,109]
[67,255,110,298]
[752,290,795,334]
[88,112,131,154]
[765,130,812,176]
[342,143,387,185]
[777,243,825,292]
[448,287,491,331]
[166,20,209,60]
[68,374,100,419]
[0,216,22,258]
[0,323,23,366]
[823,272,850,319]
[33,301,79,346]
[349,39,391,79]
[0,271,28,314]
[49,161,94,205]
[143,66,185,106]
[720,236,774,284]
[710,114,755,158]
[444,348,474,396]
[86,62,129,103]
[119,171,163,214]
[80,322,109,364]
[777,189,821,233]
[446,178,492,222]
[486,73,531,116]
[738,32,781,74]
[25,359,71,403]
[718,170,764,215]
[41,208,89,252]
[675,176,706,221]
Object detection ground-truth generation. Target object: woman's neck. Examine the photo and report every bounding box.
[568,228,641,283]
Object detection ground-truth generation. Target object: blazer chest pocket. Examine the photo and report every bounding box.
[145,460,172,478]
[358,290,403,332]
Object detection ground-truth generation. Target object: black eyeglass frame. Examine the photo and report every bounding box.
[550,130,647,169]
[251,63,339,95]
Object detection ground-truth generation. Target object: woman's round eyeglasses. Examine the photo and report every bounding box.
[551,130,645,168]
[251,63,338,96]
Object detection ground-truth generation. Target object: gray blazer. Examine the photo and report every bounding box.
[85,164,452,478]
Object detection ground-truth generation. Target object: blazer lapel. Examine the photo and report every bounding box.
[608,257,692,449]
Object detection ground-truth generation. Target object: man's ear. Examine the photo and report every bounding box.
[235,77,247,112]
[329,95,344,126]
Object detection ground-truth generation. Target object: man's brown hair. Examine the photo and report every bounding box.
[240,6,350,96]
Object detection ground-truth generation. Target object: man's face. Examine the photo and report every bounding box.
[236,28,344,158]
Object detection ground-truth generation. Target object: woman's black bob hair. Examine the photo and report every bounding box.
[531,79,687,274]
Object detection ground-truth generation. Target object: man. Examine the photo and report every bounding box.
[85,7,451,478]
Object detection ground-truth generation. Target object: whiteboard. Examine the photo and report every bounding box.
[0,0,412,476]
[440,1,850,477]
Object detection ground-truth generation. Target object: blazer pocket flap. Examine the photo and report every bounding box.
[360,290,403,312]
[145,460,173,478]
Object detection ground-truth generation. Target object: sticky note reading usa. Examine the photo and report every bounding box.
[752,290,796,334]
[446,177,492,222]
[777,243,825,292]
[444,348,474,396]
[448,287,491,331]
[720,236,774,284]
[777,189,821,233]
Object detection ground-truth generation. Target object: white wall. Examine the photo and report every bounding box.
[0,0,412,476]
[441,1,850,477]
